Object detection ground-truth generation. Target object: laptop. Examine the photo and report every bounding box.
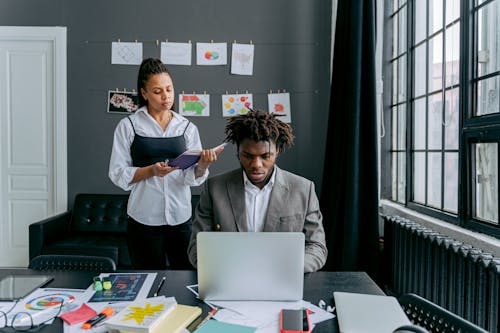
[197,232,305,301]
[333,292,411,333]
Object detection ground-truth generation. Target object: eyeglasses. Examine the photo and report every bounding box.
[0,301,64,331]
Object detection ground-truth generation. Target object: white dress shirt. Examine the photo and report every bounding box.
[108,107,208,226]
[243,169,276,232]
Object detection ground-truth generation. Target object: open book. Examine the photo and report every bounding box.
[166,143,227,170]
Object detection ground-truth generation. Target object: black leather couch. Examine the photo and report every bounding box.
[29,194,131,268]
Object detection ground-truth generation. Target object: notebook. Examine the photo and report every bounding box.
[333,292,411,333]
[197,232,305,301]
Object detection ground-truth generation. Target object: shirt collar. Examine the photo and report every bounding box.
[242,167,276,190]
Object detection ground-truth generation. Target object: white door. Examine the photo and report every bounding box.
[0,26,67,267]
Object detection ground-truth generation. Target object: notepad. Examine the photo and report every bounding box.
[193,320,257,333]
[151,304,202,333]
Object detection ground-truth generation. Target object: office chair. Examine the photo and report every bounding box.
[28,255,116,272]
[398,293,489,333]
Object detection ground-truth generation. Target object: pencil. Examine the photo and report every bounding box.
[153,276,166,297]
[195,307,218,330]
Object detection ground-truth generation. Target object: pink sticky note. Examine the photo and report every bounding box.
[60,303,97,325]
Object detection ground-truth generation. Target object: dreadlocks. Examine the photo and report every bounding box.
[224,109,294,153]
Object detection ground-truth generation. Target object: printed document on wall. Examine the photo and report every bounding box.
[197,42,227,65]
[161,42,192,65]
[111,42,143,65]
[268,92,291,123]
[231,43,254,75]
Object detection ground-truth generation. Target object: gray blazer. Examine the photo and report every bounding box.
[187,166,328,272]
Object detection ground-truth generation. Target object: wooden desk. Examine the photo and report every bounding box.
[0,269,384,332]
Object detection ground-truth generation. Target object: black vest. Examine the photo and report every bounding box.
[128,116,190,167]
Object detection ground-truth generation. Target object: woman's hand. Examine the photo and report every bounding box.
[195,145,225,177]
[151,161,178,177]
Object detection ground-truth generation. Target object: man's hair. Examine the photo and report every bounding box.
[224,109,294,153]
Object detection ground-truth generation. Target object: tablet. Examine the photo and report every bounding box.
[0,275,54,301]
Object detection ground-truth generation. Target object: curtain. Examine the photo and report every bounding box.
[320,0,380,277]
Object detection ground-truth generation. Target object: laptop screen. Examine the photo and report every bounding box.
[197,232,305,301]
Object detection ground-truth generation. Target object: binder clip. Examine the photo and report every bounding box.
[93,277,103,291]
[102,277,112,290]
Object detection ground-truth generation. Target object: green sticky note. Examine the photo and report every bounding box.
[194,320,257,333]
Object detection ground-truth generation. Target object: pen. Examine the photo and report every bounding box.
[153,276,166,297]
[195,307,218,330]
[82,307,114,329]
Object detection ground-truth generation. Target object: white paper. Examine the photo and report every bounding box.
[268,92,292,123]
[111,42,143,65]
[179,94,210,117]
[222,93,253,117]
[231,43,254,75]
[161,42,192,65]
[196,42,227,65]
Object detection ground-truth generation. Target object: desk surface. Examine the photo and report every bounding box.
[0,269,384,332]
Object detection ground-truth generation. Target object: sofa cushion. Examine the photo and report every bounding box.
[71,194,129,233]
[42,233,131,267]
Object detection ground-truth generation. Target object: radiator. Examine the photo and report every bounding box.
[383,215,500,333]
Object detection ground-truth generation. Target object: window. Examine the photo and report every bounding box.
[384,0,500,237]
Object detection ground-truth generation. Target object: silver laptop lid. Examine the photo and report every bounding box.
[197,232,305,301]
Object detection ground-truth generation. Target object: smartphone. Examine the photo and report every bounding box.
[280,309,311,333]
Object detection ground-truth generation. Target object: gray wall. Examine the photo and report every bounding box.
[1,0,332,206]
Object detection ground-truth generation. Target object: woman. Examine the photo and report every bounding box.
[109,58,222,269]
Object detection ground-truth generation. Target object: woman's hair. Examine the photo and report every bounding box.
[137,58,172,107]
[225,109,294,153]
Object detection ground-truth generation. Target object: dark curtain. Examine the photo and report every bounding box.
[320,0,380,277]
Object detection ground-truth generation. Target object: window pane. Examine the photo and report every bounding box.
[398,104,406,149]
[446,0,460,25]
[474,143,498,224]
[392,60,398,104]
[414,44,427,97]
[428,93,443,150]
[444,152,458,213]
[415,0,427,44]
[398,55,407,102]
[393,13,399,58]
[414,152,426,203]
[428,152,442,208]
[476,76,500,116]
[429,33,443,93]
[414,97,426,149]
[392,106,398,149]
[445,23,460,88]
[398,152,406,203]
[392,153,398,200]
[477,1,500,77]
[430,0,443,35]
[444,88,459,149]
[399,7,407,56]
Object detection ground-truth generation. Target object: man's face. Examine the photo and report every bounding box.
[238,139,277,189]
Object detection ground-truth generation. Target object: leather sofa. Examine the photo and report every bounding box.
[29,194,131,268]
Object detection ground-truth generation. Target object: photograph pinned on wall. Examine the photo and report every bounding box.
[231,43,254,75]
[196,42,227,65]
[179,93,210,117]
[222,93,253,117]
[161,42,192,66]
[111,42,143,65]
[268,92,291,123]
[107,90,140,114]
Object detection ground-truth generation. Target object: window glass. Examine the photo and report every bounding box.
[477,2,500,77]
[428,93,443,150]
[398,55,407,102]
[398,152,406,203]
[476,76,499,116]
[445,23,460,87]
[393,13,399,58]
[430,0,444,35]
[474,143,498,224]
[444,152,458,213]
[414,44,427,97]
[399,7,407,56]
[444,88,459,149]
[429,33,443,93]
[414,97,427,149]
[392,107,398,149]
[415,0,427,44]
[392,61,398,104]
[427,152,442,208]
[414,152,426,203]
[398,104,407,149]
[445,0,460,25]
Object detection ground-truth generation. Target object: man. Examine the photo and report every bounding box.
[187,110,327,272]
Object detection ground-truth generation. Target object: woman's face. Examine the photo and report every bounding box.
[141,73,174,113]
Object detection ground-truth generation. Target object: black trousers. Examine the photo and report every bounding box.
[126,217,193,270]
